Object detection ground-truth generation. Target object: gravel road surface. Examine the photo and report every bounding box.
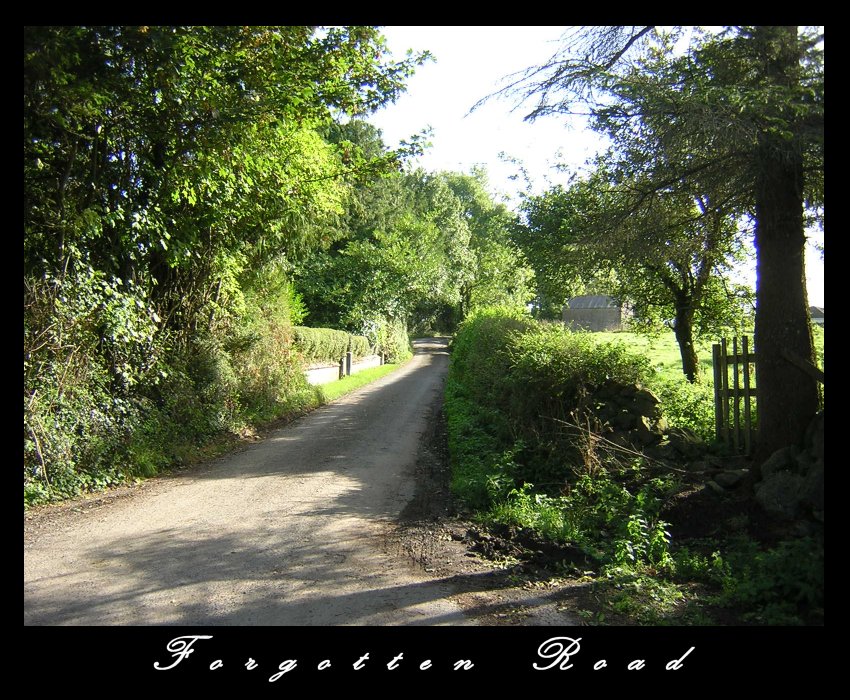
[24,338,471,626]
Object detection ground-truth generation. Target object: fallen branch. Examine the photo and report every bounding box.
[780,349,824,385]
[546,415,691,474]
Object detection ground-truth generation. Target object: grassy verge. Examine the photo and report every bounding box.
[314,363,404,403]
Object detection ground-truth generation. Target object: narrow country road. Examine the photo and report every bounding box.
[24,338,471,626]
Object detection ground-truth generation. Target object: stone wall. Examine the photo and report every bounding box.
[584,380,824,529]
[754,411,824,522]
[583,379,668,448]
[304,354,383,386]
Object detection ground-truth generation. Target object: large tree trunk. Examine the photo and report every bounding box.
[751,26,820,467]
[673,299,699,383]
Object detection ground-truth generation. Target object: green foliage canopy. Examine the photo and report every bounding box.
[23,26,427,503]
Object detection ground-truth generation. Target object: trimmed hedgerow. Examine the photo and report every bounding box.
[293,326,371,364]
[445,307,653,507]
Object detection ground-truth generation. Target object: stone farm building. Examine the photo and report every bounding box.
[562,295,629,332]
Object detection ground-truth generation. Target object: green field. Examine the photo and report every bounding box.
[593,331,715,381]
[592,326,824,384]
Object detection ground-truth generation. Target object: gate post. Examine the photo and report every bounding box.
[712,343,723,443]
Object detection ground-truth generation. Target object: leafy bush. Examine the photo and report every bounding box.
[445,394,517,508]
[448,306,535,410]
[719,535,824,624]
[673,546,730,585]
[445,307,533,506]
[446,307,654,500]
[24,269,165,506]
[651,376,716,442]
[24,264,324,508]
[489,484,574,542]
[489,472,675,571]
[359,317,412,363]
[671,533,824,625]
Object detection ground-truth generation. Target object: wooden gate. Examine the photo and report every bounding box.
[713,336,756,455]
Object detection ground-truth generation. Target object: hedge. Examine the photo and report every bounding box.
[293,327,371,365]
[445,306,653,505]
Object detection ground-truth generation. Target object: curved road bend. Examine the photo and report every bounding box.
[24,338,471,626]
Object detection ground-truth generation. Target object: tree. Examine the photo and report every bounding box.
[24,25,426,359]
[25,26,426,321]
[293,161,474,334]
[291,132,532,337]
[492,26,823,459]
[442,169,534,320]
[518,167,752,382]
[24,26,427,499]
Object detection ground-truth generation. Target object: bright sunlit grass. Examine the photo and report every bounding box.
[593,328,823,380]
[592,331,717,381]
[316,363,404,403]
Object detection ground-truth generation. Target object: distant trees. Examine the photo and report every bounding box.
[293,126,533,337]
[443,170,535,320]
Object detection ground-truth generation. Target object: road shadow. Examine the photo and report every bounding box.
[26,337,481,626]
[25,525,523,626]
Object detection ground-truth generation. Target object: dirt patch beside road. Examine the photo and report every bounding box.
[385,400,587,626]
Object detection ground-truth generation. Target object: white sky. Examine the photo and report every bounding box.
[367,26,824,307]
